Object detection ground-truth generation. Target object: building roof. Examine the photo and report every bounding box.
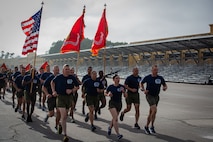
[40,32,213,60]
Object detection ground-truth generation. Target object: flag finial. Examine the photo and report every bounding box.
[104,3,107,8]
[41,1,44,6]
[83,5,86,14]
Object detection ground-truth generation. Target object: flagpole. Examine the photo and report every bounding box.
[75,5,85,75]
[103,47,106,75]
[103,4,107,75]
[30,2,44,93]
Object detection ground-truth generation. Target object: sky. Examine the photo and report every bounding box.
[0,0,213,57]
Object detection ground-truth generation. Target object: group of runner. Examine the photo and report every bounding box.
[0,64,167,142]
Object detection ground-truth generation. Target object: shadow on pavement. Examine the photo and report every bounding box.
[119,123,144,134]
[154,133,195,142]
[73,119,131,142]
[26,115,83,142]
[1,98,13,106]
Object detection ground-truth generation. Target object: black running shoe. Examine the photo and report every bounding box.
[26,115,31,123]
[120,112,124,121]
[15,107,18,113]
[94,113,98,120]
[150,126,156,134]
[91,125,96,132]
[117,134,123,140]
[134,123,141,129]
[85,113,89,122]
[42,105,46,111]
[107,127,111,135]
[58,124,62,134]
[44,115,49,122]
[98,107,101,115]
[29,116,33,122]
[22,114,25,120]
[63,135,69,142]
[144,126,151,135]
[70,118,75,123]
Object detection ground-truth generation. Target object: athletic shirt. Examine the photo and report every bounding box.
[14,74,24,90]
[7,71,13,82]
[142,74,166,96]
[23,74,40,93]
[106,84,125,103]
[36,73,42,79]
[12,71,21,81]
[97,76,108,89]
[0,73,7,84]
[124,75,142,93]
[41,72,53,85]
[82,74,91,84]
[52,74,79,95]
[83,78,104,96]
[43,74,55,95]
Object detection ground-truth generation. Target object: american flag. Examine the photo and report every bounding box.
[21,7,42,55]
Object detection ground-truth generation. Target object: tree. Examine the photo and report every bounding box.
[10,53,14,58]
[4,52,10,59]
[1,51,4,59]
[49,40,63,54]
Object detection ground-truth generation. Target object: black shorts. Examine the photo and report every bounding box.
[98,92,106,101]
[37,85,42,95]
[57,95,71,109]
[146,95,159,106]
[0,82,6,89]
[86,95,98,107]
[108,100,122,112]
[47,97,56,111]
[16,90,24,98]
[24,90,37,103]
[126,92,140,105]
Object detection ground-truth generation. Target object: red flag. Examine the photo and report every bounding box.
[91,8,108,56]
[1,63,7,70]
[60,7,85,53]
[25,63,31,72]
[21,7,43,55]
[40,61,48,70]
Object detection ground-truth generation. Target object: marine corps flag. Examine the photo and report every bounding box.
[1,63,7,70]
[91,7,108,56]
[25,63,31,72]
[60,7,85,53]
[40,61,48,70]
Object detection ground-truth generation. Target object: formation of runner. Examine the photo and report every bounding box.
[0,64,167,142]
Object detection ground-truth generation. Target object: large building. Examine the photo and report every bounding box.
[2,24,213,84]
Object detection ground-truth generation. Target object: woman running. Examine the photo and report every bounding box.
[106,74,127,140]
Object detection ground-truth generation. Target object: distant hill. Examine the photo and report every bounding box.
[48,38,127,54]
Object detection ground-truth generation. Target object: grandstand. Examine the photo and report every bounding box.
[2,25,213,84]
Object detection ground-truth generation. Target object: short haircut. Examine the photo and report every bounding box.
[63,64,69,68]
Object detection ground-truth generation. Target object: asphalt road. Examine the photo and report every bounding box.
[0,81,213,142]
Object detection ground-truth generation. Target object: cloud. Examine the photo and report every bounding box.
[0,0,213,57]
